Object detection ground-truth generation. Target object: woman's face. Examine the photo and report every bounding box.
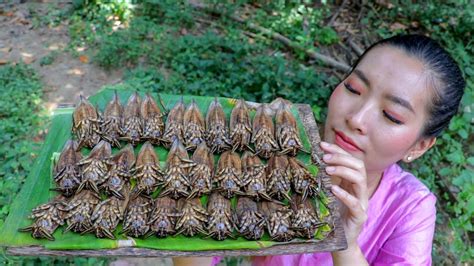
[324,45,433,174]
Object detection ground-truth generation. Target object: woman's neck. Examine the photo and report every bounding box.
[366,169,385,199]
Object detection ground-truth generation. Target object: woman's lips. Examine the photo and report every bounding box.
[334,130,363,152]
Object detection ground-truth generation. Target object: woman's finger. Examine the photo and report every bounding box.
[320,141,351,156]
[331,185,368,222]
[326,166,368,200]
[323,152,365,173]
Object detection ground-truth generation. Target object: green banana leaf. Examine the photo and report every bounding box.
[0,87,326,251]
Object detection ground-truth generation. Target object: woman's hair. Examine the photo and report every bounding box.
[353,34,465,138]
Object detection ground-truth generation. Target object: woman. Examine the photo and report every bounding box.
[174,34,466,265]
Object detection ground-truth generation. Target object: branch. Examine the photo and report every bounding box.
[327,0,349,27]
[348,38,364,56]
[190,3,351,73]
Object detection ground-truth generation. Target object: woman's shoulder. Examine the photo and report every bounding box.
[362,164,437,262]
[370,163,437,222]
[369,164,436,222]
[383,163,435,200]
[367,164,438,265]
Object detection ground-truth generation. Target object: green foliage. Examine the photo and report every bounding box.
[0,64,46,228]
[201,1,339,59]
[0,65,110,264]
[408,117,474,262]
[67,4,337,120]
[254,3,339,47]
[148,30,335,107]
[72,0,134,22]
[29,4,66,29]
[365,1,474,263]
[39,51,59,66]
[94,17,162,68]
[0,64,47,263]
[139,0,195,27]
[220,257,248,266]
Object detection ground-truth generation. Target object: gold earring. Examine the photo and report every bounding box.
[407,155,413,162]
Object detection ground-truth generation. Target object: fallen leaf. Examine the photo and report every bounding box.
[410,21,420,28]
[79,55,89,63]
[390,22,408,31]
[76,46,87,52]
[22,56,35,64]
[32,134,44,142]
[0,47,12,53]
[67,68,84,76]
[18,19,29,25]
[376,0,394,8]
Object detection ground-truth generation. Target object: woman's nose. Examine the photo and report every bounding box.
[346,104,371,135]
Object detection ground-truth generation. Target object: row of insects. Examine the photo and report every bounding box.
[72,91,306,159]
[20,189,325,242]
[21,92,328,242]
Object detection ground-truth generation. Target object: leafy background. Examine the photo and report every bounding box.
[0,0,472,265]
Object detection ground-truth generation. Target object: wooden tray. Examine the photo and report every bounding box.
[1,90,347,257]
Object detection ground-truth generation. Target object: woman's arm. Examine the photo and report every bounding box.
[320,141,369,265]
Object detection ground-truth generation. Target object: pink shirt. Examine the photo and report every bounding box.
[213,163,437,265]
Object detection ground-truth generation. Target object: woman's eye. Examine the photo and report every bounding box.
[383,110,403,125]
[344,83,360,95]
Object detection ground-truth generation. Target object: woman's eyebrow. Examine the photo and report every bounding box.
[386,94,415,113]
[353,69,416,113]
[354,69,371,88]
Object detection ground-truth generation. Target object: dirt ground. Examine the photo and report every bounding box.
[0,1,122,112]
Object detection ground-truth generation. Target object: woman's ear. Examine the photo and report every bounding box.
[403,137,436,163]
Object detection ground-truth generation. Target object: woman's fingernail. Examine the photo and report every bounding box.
[326,166,335,173]
[321,141,329,148]
[331,185,341,193]
[323,154,332,161]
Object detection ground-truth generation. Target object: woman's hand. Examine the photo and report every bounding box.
[320,141,369,263]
